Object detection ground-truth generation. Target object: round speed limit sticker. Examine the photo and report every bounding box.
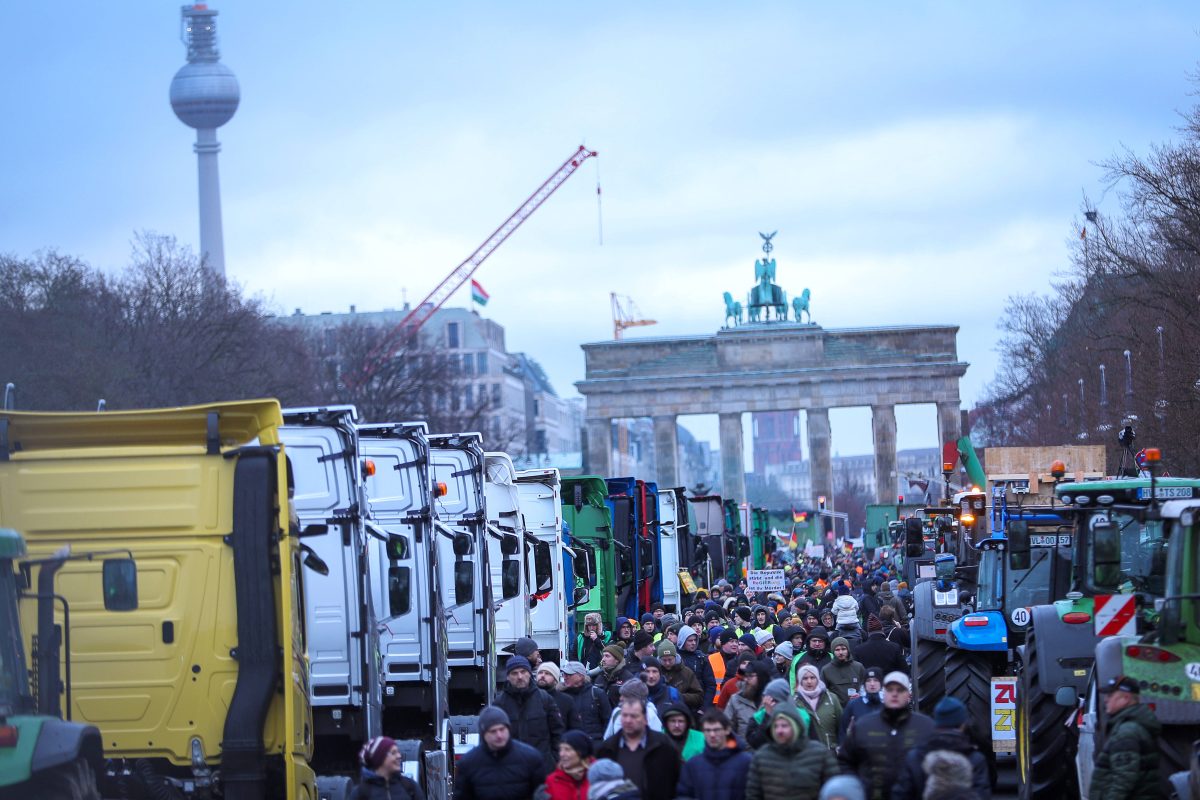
[1010,607,1031,627]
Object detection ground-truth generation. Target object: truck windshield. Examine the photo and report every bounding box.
[974,549,1003,611]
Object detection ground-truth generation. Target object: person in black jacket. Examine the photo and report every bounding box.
[454,706,548,800]
[852,616,906,676]
[560,660,612,748]
[494,656,565,772]
[676,708,754,800]
[351,736,426,800]
[891,696,991,800]
[837,671,934,800]
[536,661,577,732]
[595,698,682,800]
[839,667,884,743]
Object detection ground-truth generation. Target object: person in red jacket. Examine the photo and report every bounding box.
[539,730,594,800]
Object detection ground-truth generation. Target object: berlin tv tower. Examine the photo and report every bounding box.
[169,4,239,277]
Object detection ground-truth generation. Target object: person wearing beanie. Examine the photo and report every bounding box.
[726,659,770,740]
[578,612,611,670]
[351,736,426,800]
[771,641,795,677]
[657,640,704,711]
[595,644,637,707]
[515,636,543,668]
[733,606,754,635]
[675,624,717,705]
[890,696,990,800]
[454,705,547,800]
[744,677,805,750]
[495,655,566,772]
[639,612,658,639]
[737,632,759,655]
[659,702,705,761]
[639,656,682,708]
[543,729,596,800]
[876,581,908,624]
[788,626,833,691]
[744,702,838,800]
[818,774,865,800]
[851,613,906,676]
[793,663,842,750]
[625,630,656,670]
[537,661,578,733]
[820,636,866,705]
[585,758,639,800]
[838,666,884,744]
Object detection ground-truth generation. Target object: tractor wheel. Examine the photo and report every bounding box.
[944,648,998,787]
[0,756,102,800]
[1017,628,1076,800]
[913,637,946,716]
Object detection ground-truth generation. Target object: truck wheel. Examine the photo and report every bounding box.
[913,637,946,716]
[1017,628,1076,800]
[0,757,102,800]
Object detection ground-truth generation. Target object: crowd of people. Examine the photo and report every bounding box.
[353,548,1162,800]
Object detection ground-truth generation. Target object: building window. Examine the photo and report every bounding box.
[447,322,460,349]
[492,384,501,406]
[533,399,540,417]
[462,353,473,376]
[477,352,487,374]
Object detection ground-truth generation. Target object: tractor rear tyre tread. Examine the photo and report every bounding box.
[944,648,992,743]
[1018,628,1077,800]
[914,637,946,716]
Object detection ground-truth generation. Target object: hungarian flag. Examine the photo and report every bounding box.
[471,279,489,306]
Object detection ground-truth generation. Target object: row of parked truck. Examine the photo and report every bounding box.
[890,437,1199,799]
[0,398,787,800]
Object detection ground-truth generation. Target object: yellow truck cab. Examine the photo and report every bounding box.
[0,400,316,799]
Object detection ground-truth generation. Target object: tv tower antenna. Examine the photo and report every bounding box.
[170,4,240,277]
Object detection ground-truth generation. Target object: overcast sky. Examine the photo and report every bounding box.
[3,2,1197,456]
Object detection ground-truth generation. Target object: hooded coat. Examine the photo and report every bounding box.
[726,661,771,739]
[676,733,753,800]
[890,728,991,800]
[1087,702,1164,800]
[677,625,717,702]
[662,659,705,711]
[745,704,838,800]
[919,750,976,800]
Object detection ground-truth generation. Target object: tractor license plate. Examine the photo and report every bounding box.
[1137,486,1194,499]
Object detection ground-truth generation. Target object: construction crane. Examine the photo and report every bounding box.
[348,144,598,389]
[611,293,656,340]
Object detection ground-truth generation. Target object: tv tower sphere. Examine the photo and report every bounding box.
[170,4,238,277]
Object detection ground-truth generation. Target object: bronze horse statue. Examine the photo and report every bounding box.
[793,288,811,323]
[723,292,743,326]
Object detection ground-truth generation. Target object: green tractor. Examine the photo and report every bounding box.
[1015,468,1200,800]
[0,527,134,798]
[1070,494,1200,797]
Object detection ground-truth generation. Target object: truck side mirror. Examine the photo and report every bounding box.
[102,558,138,611]
[904,518,925,558]
[502,560,521,600]
[573,586,591,606]
[452,532,474,557]
[500,534,520,557]
[1093,520,1121,587]
[388,534,410,561]
[1007,521,1030,570]
[1055,686,1078,707]
[300,544,330,577]
[454,561,474,604]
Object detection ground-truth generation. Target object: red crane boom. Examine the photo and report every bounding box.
[350,144,598,388]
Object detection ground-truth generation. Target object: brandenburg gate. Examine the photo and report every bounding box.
[575,233,968,505]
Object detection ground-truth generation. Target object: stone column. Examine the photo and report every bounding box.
[872,404,898,504]
[653,415,679,488]
[718,412,745,504]
[584,418,612,477]
[806,408,832,537]
[937,401,962,446]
